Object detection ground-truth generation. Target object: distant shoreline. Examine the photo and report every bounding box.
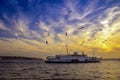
[0,56,43,60]
[0,56,120,61]
[102,58,120,61]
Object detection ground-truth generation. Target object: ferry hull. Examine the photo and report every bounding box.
[45,60,100,63]
[45,52,101,63]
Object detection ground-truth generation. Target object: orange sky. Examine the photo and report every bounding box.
[0,0,120,58]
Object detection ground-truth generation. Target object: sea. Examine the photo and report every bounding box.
[0,60,120,80]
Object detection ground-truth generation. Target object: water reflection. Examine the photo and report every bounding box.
[0,60,120,79]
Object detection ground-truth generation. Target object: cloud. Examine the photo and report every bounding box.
[0,20,10,31]
[0,0,120,58]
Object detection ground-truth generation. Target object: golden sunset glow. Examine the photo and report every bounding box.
[0,0,120,58]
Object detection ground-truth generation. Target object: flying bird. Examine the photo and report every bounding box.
[65,32,68,36]
[67,9,72,13]
[87,37,97,41]
[102,40,107,43]
[46,40,48,44]
[98,29,102,31]
[81,41,85,45]
[78,27,84,29]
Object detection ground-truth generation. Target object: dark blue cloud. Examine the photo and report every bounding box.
[0,0,120,42]
[0,29,15,38]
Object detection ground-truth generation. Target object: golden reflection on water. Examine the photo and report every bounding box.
[100,61,120,80]
[0,60,120,79]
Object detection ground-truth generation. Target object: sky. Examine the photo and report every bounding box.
[0,0,120,58]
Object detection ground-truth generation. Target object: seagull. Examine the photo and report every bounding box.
[81,41,85,45]
[65,32,68,36]
[98,29,102,31]
[88,37,97,41]
[78,27,84,29]
[67,9,72,13]
[102,40,107,43]
[46,41,48,44]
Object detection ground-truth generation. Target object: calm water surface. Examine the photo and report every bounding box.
[0,60,120,80]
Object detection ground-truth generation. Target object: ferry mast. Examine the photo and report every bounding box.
[65,32,69,55]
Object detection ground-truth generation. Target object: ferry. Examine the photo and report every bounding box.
[45,52,101,63]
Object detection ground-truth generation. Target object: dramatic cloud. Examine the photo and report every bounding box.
[0,0,120,58]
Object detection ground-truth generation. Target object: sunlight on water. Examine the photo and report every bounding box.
[0,60,120,79]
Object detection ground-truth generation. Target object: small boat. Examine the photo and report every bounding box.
[45,52,101,63]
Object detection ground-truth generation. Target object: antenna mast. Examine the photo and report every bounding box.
[66,43,69,54]
[65,32,69,55]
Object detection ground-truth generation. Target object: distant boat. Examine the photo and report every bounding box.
[45,32,101,63]
[45,52,101,63]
